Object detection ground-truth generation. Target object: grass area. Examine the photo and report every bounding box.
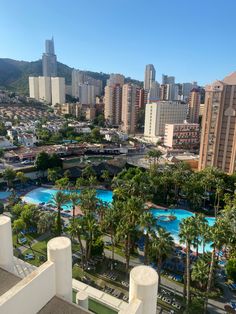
[13,232,40,248]
[105,244,139,259]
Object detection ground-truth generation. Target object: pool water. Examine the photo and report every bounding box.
[0,191,11,199]
[151,208,215,253]
[22,187,113,210]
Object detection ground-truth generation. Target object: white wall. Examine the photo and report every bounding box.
[0,261,55,314]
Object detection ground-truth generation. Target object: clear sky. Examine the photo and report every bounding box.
[1,0,236,85]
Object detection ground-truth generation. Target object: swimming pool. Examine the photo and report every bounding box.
[22,187,113,210]
[0,191,11,199]
[151,208,215,253]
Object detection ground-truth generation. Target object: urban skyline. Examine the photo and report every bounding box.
[1,0,236,84]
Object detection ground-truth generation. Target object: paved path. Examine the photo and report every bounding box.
[17,231,51,254]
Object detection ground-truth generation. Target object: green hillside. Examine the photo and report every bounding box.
[0,58,142,95]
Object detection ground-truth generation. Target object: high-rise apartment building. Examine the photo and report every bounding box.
[38,76,51,103]
[138,88,148,109]
[182,82,198,100]
[72,69,102,99]
[148,81,160,103]
[144,101,188,140]
[107,73,125,86]
[29,77,39,100]
[199,72,236,174]
[51,77,65,106]
[42,38,57,77]
[160,84,179,101]
[121,84,139,134]
[144,64,156,91]
[187,88,200,123]
[104,84,122,125]
[162,74,175,85]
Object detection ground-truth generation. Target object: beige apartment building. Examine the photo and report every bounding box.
[199,72,236,174]
[51,77,65,106]
[187,88,200,123]
[164,122,199,149]
[121,84,139,134]
[104,84,122,125]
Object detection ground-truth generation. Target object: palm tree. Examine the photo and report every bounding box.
[37,212,56,234]
[101,170,110,183]
[16,171,28,186]
[67,218,85,268]
[147,149,162,167]
[13,218,26,243]
[50,191,68,236]
[78,189,98,216]
[3,167,16,187]
[179,216,196,308]
[83,214,99,263]
[69,192,80,220]
[214,178,225,217]
[191,258,209,290]
[204,221,227,313]
[139,212,157,264]
[151,227,174,290]
[102,205,120,267]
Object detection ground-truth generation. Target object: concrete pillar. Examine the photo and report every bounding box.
[129,265,158,314]
[47,237,72,302]
[0,215,14,271]
[76,291,88,310]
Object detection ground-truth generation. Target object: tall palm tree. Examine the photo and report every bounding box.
[67,218,85,268]
[139,212,157,264]
[151,227,174,290]
[102,205,120,266]
[83,214,99,263]
[78,188,98,216]
[50,191,68,236]
[204,221,227,313]
[191,258,209,290]
[69,192,80,220]
[179,216,196,309]
[37,212,55,234]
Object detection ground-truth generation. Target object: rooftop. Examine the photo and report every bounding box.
[0,268,21,297]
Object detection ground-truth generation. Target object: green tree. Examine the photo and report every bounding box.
[47,168,61,183]
[37,212,56,234]
[55,177,69,190]
[50,191,68,236]
[139,212,157,264]
[13,218,26,243]
[16,171,28,186]
[70,192,80,219]
[3,167,16,187]
[35,152,50,175]
[226,259,236,282]
[147,149,162,167]
[191,258,209,290]
[179,216,196,308]
[67,218,85,268]
[151,227,174,290]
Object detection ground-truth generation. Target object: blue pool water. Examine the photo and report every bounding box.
[0,191,11,199]
[151,208,215,253]
[22,187,113,210]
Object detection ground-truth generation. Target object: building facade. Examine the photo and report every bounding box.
[121,84,139,134]
[29,77,39,100]
[199,72,236,174]
[42,38,57,77]
[144,64,156,91]
[38,76,51,104]
[164,122,199,149]
[72,69,102,99]
[104,84,122,125]
[187,88,200,123]
[106,73,125,86]
[51,77,65,106]
[144,101,188,140]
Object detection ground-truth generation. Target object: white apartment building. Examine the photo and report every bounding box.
[144,101,188,141]
[77,84,97,105]
[38,76,51,104]
[72,69,102,99]
[29,77,39,99]
[51,77,65,106]
[164,122,199,149]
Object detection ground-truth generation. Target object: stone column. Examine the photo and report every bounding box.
[76,291,89,310]
[0,215,14,271]
[47,237,72,302]
[129,265,158,314]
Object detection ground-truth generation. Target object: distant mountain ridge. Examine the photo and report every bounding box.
[0,58,142,95]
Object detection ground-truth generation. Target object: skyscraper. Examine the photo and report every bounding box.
[144,64,156,91]
[162,74,175,85]
[38,76,51,103]
[72,69,102,99]
[106,74,125,86]
[199,72,236,174]
[42,37,57,77]
[187,88,200,123]
[104,84,122,125]
[148,81,160,103]
[121,84,139,134]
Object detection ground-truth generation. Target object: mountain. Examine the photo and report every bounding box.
[0,58,142,95]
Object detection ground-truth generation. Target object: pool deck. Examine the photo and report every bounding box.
[145,202,167,210]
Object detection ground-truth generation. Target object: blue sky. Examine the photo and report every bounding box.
[1,0,236,85]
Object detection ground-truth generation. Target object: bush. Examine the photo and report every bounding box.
[226,259,236,282]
